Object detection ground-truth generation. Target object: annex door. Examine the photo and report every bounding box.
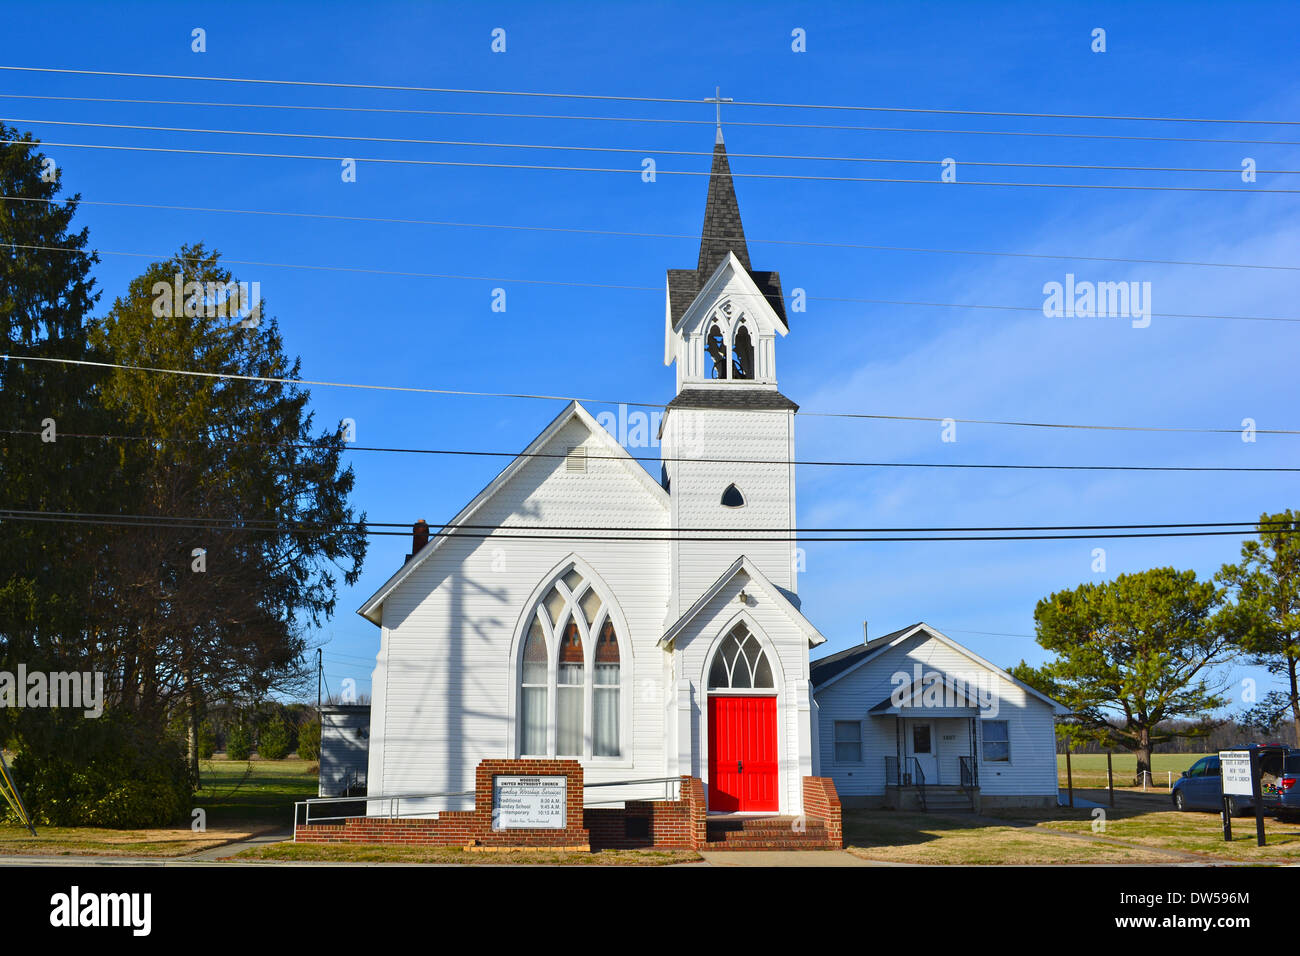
[909,721,938,785]
[707,696,779,811]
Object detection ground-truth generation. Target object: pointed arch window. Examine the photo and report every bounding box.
[520,618,549,755]
[732,321,754,380]
[721,483,745,508]
[706,323,727,379]
[517,565,624,758]
[708,622,774,690]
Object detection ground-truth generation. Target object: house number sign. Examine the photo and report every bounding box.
[492,775,567,829]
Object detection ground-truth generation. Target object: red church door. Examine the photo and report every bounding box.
[707,696,778,811]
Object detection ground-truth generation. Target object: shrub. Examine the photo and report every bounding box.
[297,717,321,761]
[226,721,252,760]
[10,715,192,828]
[197,719,216,760]
[258,714,290,760]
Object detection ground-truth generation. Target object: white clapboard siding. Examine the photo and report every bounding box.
[814,631,1059,799]
[668,565,814,815]
[661,404,797,621]
[367,415,673,812]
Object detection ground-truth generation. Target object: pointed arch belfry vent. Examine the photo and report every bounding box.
[696,132,752,278]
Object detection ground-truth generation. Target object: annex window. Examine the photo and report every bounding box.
[720,483,745,508]
[982,720,1010,762]
[517,565,623,759]
[707,622,774,690]
[834,721,862,763]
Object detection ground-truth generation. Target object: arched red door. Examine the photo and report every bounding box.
[707,695,778,811]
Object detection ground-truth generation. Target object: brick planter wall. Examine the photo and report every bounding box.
[802,776,843,848]
[294,759,590,850]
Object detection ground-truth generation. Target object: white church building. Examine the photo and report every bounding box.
[353,131,1061,829]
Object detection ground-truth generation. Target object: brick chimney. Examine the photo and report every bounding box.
[410,519,429,561]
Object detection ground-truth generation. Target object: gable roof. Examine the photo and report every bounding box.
[665,131,787,329]
[868,676,983,715]
[659,555,827,649]
[356,401,669,625]
[808,624,921,686]
[809,622,1068,714]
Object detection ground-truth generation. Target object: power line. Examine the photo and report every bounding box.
[3,65,1297,127]
[3,507,1291,534]
[1,510,1295,543]
[9,117,1300,175]
[6,93,1299,147]
[4,192,1298,273]
[6,355,1298,435]
[9,244,1300,324]
[5,138,1298,193]
[3,427,1297,472]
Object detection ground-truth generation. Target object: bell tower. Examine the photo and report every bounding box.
[660,127,799,619]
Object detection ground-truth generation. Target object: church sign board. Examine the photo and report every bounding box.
[492,775,567,830]
[1219,750,1254,797]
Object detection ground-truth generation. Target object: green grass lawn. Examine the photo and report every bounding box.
[235,842,699,865]
[0,756,318,858]
[845,791,1300,865]
[843,809,1177,865]
[195,756,319,826]
[1057,752,1206,789]
[1022,801,1300,863]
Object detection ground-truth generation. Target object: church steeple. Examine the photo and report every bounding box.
[663,128,789,390]
[695,130,752,278]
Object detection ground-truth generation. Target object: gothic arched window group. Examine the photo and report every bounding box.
[519,565,622,758]
[707,622,775,690]
[705,303,755,380]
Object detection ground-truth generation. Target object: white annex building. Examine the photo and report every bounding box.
[357,131,1062,819]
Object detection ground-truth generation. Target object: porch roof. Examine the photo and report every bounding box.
[868,676,983,717]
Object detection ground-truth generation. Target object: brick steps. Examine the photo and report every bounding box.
[704,815,838,851]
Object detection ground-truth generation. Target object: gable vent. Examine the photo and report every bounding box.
[565,446,587,473]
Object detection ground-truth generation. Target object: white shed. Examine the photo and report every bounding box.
[811,623,1067,810]
[319,704,371,798]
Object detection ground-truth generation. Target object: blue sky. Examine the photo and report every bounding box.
[3,1,1297,712]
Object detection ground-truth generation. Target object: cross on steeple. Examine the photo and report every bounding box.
[703,85,733,131]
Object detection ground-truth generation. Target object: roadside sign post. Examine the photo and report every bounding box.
[1106,751,1115,808]
[1251,749,1266,848]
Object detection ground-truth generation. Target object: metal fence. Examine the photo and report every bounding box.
[294,775,683,829]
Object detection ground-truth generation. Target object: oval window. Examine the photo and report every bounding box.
[721,483,745,507]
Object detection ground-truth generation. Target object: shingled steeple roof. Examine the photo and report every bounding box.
[666,130,787,328]
[696,129,752,277]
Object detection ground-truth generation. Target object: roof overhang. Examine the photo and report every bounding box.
[812,622,1070,715]
[356,401,669,626]
[659,555,826,649]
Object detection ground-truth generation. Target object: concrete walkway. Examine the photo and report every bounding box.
[700,849,877,866]
[185,830,292,861]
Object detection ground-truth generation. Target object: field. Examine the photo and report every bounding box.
[1057,752,1205,789]
[0,756,317,857]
